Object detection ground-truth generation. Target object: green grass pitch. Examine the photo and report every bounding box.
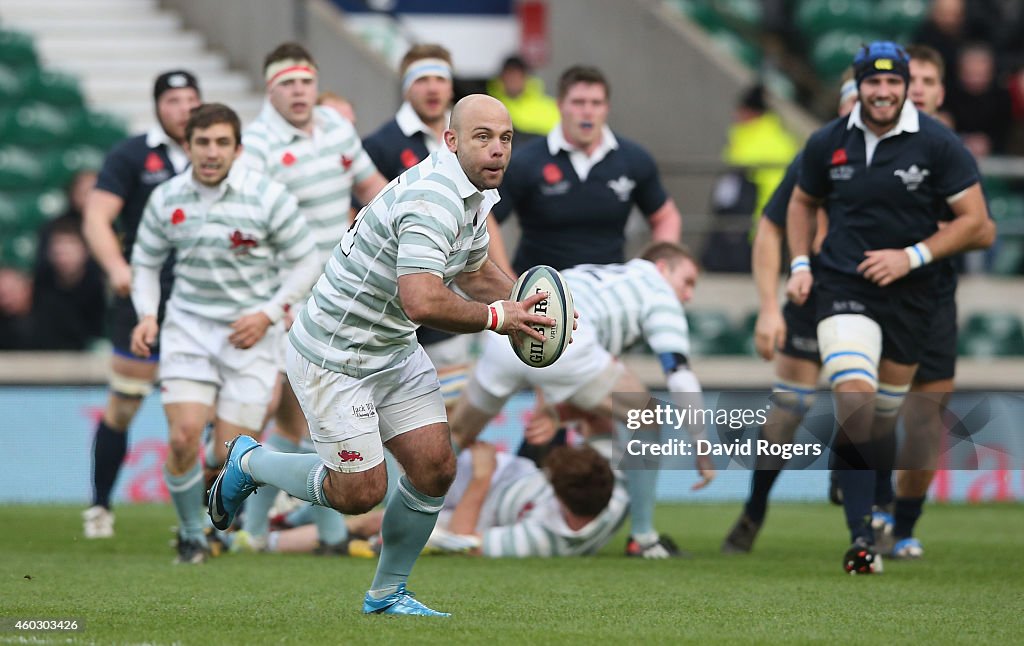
[1,503,1022,645]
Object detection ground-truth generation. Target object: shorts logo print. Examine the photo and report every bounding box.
[351,402,377,419]
[338,450,364,462]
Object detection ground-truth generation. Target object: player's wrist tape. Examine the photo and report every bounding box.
[486,301,505,331]
[790,255,811,274]
[904,243,933,270]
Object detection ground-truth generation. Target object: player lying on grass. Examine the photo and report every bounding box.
[450,242,715,559]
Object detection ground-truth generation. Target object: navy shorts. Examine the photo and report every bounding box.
[915,290,957,383]
[108,291,169,361]
[815,269,935,366]
[781,289,819,362]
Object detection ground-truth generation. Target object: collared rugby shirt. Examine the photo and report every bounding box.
[564,259,691,358]
[289,150,497,378]
[239,103,376,262]
[132,166,314,322]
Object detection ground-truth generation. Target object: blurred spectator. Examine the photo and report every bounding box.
[721,83,798,223]
[912,0,988,81]
[486,55,559,141]
[29,216,106,351]
[35,169,98,277]
[317,91,357,125]
[944,43,1013,157]
[0,266,33,350]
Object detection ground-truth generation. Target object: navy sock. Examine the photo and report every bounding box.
[874,469,894,509]
[838,468,875,543]
[743,470,780,524]
[92,421,128,508]
[893,495,925,539]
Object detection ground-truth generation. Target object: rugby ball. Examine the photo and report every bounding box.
[509,265,574,368]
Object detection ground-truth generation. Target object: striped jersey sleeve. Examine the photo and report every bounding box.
[394,183,464,278]
[288,150,490,378]
[464,212,491,272]
[131,184,173,268]
[564,259,690,357]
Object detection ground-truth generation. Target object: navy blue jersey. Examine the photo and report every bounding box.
[763,152,802,228]
[492,134,668,274]
[799,110,978,280]
[94,133,179,261]
[362,119,430,182]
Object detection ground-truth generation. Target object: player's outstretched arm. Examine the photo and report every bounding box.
[454,257,516,304]
[785,186,819,305]
[398,272,551,341]
[751,217,787,360]
[83,189,131,296]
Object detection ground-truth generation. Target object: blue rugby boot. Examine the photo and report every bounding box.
[208,435,259,531]
[363,584,451,617]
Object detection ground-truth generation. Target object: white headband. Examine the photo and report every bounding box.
[839,79,858,108]
[402,58,452,94]
[265,58,317,89]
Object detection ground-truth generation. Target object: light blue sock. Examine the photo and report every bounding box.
[285,504,316,527]
[313,506,349,546]
[164,462,207,544]
[369,475,444,597]
[625,467,659,537]
[242,434,303,537]
[381,450,403,506]
[245,448,328,505]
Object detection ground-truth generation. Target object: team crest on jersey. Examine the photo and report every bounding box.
[830,165,854,181]
[142,151,171,184]
[229,230,259,254]
[341,154,353,170]
[894,164,930,191]
[542,163,563,185]
[170,208,186,225]
[281,151,297,166]
[830,149,848,165]
[400,148,419,169]
[607,175,636,202]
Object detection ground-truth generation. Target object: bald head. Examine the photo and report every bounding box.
[449,94,510,133]
[444,94,513,190]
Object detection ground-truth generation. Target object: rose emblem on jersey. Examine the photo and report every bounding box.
[281,151,297,166]
[341,154,353,170]
[144,152,165,172]
[831,149,848,165]
[400,148,419,169]
[542,162,563,185]
[170,208,185,225]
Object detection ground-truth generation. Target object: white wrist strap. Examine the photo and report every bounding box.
[790,255,811,274]
[486,301,505,331]
[904,243,933,270]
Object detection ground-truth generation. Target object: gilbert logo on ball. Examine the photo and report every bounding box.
[509,265,573,368]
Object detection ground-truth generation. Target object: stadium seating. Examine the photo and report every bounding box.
[0,28,127,269]
[687,309,749,356]
[958,312,1024,357]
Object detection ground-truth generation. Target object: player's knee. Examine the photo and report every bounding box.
[217,400,266,432]
[105,393,144,429]
[325,470,387,514]
[771,380,817,416]
[405,448,456,498]
[875,382,910,418]
[818,315,882,390]
[167,422,203,461]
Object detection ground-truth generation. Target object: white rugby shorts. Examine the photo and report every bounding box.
[470,321,614,407]
[158,301,281,408]
[285,343,447,473]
